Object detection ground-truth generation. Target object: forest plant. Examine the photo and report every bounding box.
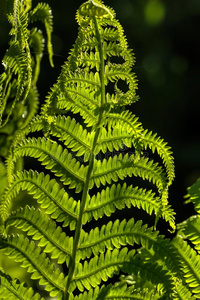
[0,0,54,208]
[0,0,199,299]
[0,0,53,156]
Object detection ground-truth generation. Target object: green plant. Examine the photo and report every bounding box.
[0,0,199,299]
[0,0,53,156]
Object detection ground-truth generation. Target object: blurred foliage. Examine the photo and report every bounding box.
[0,0,200,222]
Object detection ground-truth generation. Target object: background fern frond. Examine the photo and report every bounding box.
[177,216,200,254]
[29,28,45,85]
[0,267,45,300]
[29,2,54,66]
[122,253,174,297]
[0,41,29,127]
[7,0,29,48]
[0,0,54,158]
[172,280,197,300]
[172,236,200,298]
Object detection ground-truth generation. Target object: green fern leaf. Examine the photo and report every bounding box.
[91,153,166,192]
[77,218,159,260]
[0,170,79,228]
[2,42,27,80]
[0,235,65,298]
[122,253,174,297]
[29,3,54,66]
[0,267,44,300]
[7,0,29,49]
[142,129,175,187]
[72,283,160,300]
[172,280,196,300]
[105,110,143,139]
[29,28,45,84]
[49,115,94,161]
[10,137,87,191]
[83,183,174,227]
[185,177,200,214]
[95,122,143,154]
[0,1,177,298]
[71,248,135,292]
[5,206,73,265]
[172,236,200,298]
[0,42,29,126]
[177,215,200,254]
[60,74,100,109]
[104,283,160,300]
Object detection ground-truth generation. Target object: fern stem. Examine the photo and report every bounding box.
[94,18,106,107]
[64,17,105,300]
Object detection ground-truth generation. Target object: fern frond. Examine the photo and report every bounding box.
[2,42,27,81]
[78,0,115,22]
[0,1,176,298]
[126,234,182,284]
[84,183,161,221]
[105,65,138,105]
[20,86,39,129]
[71,248,135,292]
[51,91,98,127]
[90,154,167,192]
[185,177,200,214]
[177,215,200,254]
[77,218,159,260]
[104,111,174,188]
[172,236,200,298]
[0,42,29,127]
[172,280,196,300]
[83,183,174,227]
[9,137,87,191]
[0,0,54,130]
[60,72,101,108]
[49,115,94,161]
[103,283,160,300]
[122,253,174,297]
[72,283,160,300]
[0,267,45,300]
[29,28,45,84]
[5,206,73,265]
[0,235,65,298]
[104,111,143,140]
[95,123,143,154]
[29,2,54,66]
[103,111,143,154]
[142,130,175,187]
[0,170,79,229]
[7,0,29,48]
[71,286,101,300]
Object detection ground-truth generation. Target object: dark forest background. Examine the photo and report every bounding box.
[0,0,200,226]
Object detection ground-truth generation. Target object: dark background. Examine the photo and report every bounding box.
[1,0,200,225]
